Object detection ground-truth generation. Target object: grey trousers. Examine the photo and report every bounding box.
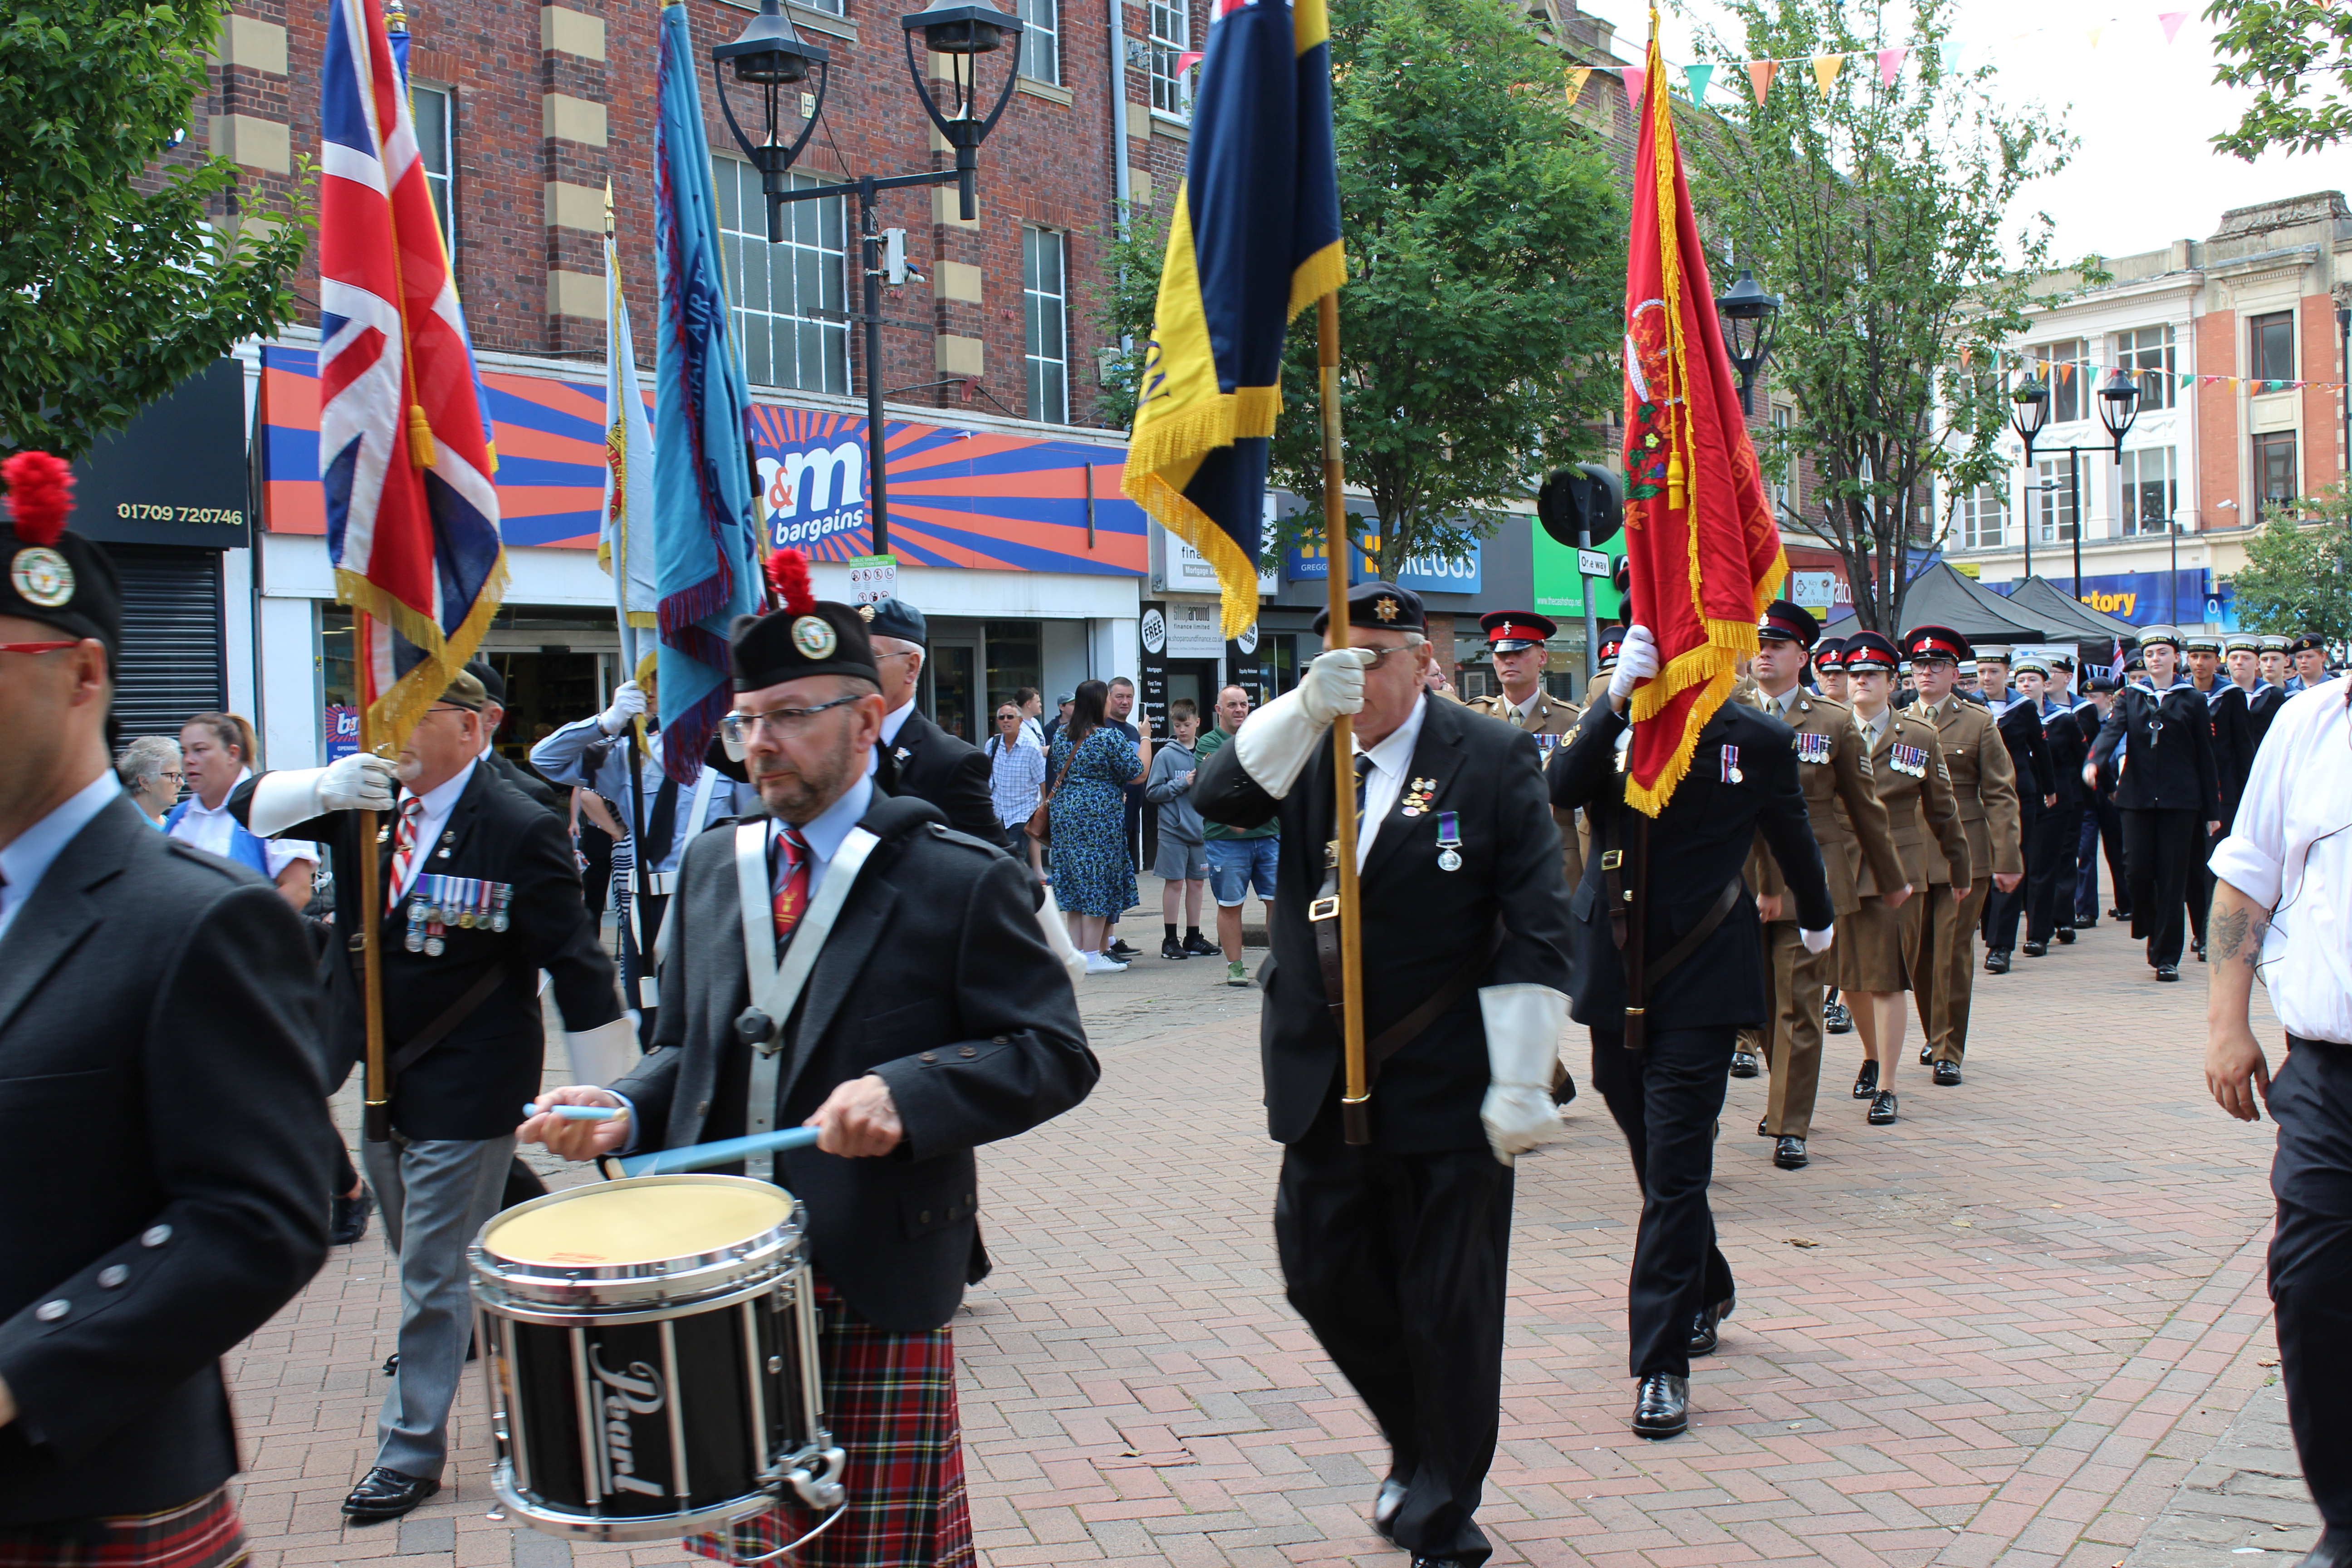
[363,1133,517,1479]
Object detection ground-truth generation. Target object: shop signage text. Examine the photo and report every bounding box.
[1285,530,1483,595]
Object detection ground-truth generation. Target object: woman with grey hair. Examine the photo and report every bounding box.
[115,736,183,825]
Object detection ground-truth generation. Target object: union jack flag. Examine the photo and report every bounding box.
[318,0,505,746]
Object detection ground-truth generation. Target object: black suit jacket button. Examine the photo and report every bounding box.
[992,1036,1008,1045]
[141,1225,172,1248]
[919,1210,932,1224]
[34,1300,67,1322]
[959,1045,977,1058]
[98,1265,128,1289]
[921,1052,938,1064]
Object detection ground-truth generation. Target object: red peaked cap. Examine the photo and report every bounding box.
[1899,625,1972,664]
[2,450,121,656]
[1842,631,1901,672]
[730,549,879,691]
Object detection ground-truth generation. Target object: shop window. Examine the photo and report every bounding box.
[2119,448,2176,537]
[1023,227,1068,425]
[1019,0,1059,85]
[2115,324,2173,411]
[412,83,456,253]
[2250,311,2294,384]
[1149,0,1191,117]
[2031,457,2075,543]
[2031,339,2088,423]
[1957,483,2007,549]
[2254,431,2298,507]
[984,620,1043,713]
[712,158,850,395]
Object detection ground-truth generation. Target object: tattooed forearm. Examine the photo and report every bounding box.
[2209,906,2270,968]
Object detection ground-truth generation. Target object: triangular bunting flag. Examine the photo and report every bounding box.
[2158,11,2188,40]
[2088,25,2105,46]
[1945,39,1965,76]
[1877,47,1906,84]
[1746,59,1776,102]
[1566,65,1593,108]
[1811,53,1844,90]
[1685,62,1714,102]
[2057,361,2074,385]
[1959,345,1973,368]
[2179,372,2194,387]
[1622,64,1647,106]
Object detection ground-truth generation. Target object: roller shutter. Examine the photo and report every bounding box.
[103,544,226,742]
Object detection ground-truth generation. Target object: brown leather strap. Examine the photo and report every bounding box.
[1649,876,1745,986]
[1364,916,1506,1075]
[385,961,512,1081]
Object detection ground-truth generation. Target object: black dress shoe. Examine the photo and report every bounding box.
[330,1184,374,1246]
[342,1466,441,1523]
[1984,949,2011,974]
[2110,906,2131,921]
[1774,1135,1808,1168]
[1919,1044,1934,1065]
[1729,1050,1759,1079]
[1160,937,1190,960]
[2021,940,2046,957]
[1371,1477,1407,1541]
[2054,926,2076,945]
[1632,1373,1689,1439]
[1933,1059,1962,1086]
[1867,1089,1899,1125]
[1690,1297,1734,1356]
[1757,1117,1773,1137]
[1852,1060,1878,1098]
[2156,963,2180,980]
[1408,1558,1472,1568]
[1824,999,1853,1034]
[2293,1527,2351,1568]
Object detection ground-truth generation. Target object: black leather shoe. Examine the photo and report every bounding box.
[2055,926,2077,945]
[1729,1050,1759,1078]
[1757,1117,1774,1137]
[330,1184,374,1246]
[1408,1558,1473,1568]
[1984,949,2010,974]
[1852,1060,1878,1098]
[1690,1296,1734,1356]
[2156,964,2180,982]
[2110,906,2132,921]
[1632,1373,1689,1439]
[342,1466,440,1523]
[1774,1135,1808,1169]
[1160,937,1190,960]
[1933,1059,1962,1086]
[1182,932,1220,956]
[1371,1477,1407,1541]
[2293,1527,2351,1568]
[1824,999,1853,1034]
[2021,940,2047,958]
[1867,1089,1899,1125]
[1919,1044,1934,1065]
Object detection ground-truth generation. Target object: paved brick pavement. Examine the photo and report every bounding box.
[225,912,2319,1568]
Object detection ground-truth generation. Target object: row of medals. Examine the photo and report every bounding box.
[406,881,512,954]
[1398,778,1463,872]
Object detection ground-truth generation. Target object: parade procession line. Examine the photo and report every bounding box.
[222,916,2291,1568]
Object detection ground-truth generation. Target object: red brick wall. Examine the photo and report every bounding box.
[2299,293,2345,493]
[2195,309,2238,526]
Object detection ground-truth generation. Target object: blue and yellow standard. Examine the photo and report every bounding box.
[1121,0,1345,638]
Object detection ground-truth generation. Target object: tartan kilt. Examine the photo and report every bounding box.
[688,1278,973,1568]
[0,1490,246,1568]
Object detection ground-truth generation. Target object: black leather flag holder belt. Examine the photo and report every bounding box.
[1601,817,1741,1053]
[1310,853,1506,1100]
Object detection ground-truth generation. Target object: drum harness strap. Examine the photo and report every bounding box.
[731,821,883,1184]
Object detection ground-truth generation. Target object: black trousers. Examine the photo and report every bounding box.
[2121,808,2202,966]
[1993,807,2073,948]
[2076,802,2127,921]
[2189,823,2222,950]
[1590,1025,1736,1380]
[1275,1102,1514,1566]
[2269,1038,2352,1531]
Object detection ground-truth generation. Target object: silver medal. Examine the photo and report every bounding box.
[1438,848,1462,872]
[424,936,445,956]
[405,931,425,953]
[1728,767,1744,784]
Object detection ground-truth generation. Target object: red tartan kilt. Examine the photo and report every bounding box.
[0,1490,246,1568]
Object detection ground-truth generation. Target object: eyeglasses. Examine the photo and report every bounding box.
[722,694,864,744]
[1359,643,1421,671]
[0,640,76,656]
[874,648,919,663]
[157,770,184,784]
[996,712,1019,722]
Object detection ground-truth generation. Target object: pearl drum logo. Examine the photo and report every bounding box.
[588,1345,670,1498]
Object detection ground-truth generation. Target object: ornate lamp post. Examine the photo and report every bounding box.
[711,0,1024,555]
[1714,269,1781,416]
[2008,377,2049,578]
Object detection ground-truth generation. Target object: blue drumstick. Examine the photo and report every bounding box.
[522,1102,625,1122]
[619,1127,822,1177]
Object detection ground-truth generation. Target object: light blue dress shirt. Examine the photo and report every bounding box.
[0,771,131,945]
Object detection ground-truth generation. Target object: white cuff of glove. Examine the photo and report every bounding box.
[1607,625,1662,703]
[247,768,332,838]
[1799,926,1834,955]
[566,1016,641,1087]
[1232,688,1327,802]
[1478,982,1570,1166]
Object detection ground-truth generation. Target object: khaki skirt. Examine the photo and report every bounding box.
[1835,893,1912,992]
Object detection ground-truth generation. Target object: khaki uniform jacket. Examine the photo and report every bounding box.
[1860,709,1973,893]
[1469,686,1584,890]
[1911,695,2024,882]
[1746,689,1904,916]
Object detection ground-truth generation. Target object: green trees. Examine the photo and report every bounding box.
[2229,484,2352,637]
[1096,0,1624,582]
[1,0,309,459]
[1686,0,2073,631]
[2205,0,2352,158]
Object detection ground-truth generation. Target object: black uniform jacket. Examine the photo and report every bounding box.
[881,706,1017,855]
[613,794,1095,1333]
[2246,683,2286,754]
[234,761,622,1139]
[2037,701,2091,812]
[2089,680,2224,820]
[1994,701,2056,812]
[1549,699,1833,1033]
[1194,693,1573,1153]
[0,796,333,1524]
[485,748,565,821]
[2197,682,2254,825]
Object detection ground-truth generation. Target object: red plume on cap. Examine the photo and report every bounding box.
[764,547,815,616]
[2,452,74,547]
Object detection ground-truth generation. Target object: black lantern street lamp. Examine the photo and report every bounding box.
[2007,377,2049,577]
[711,0,1023,557]
[2002,367,2141,603]
[1714,269,1781,415]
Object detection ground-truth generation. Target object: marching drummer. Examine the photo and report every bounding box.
[526,551,1097,1568]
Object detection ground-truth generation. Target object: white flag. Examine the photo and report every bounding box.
[601,217,658,631]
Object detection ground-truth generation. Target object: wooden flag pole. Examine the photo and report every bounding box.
[357,610,391,1145]
[1318,293,1372,1147]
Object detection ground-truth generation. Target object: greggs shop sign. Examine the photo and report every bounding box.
[255,347,1147,576]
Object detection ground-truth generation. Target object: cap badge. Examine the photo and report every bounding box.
[791,615,838,659]
[1374,596,1399,622]
[10,547,74,609]
[857,604,876,622]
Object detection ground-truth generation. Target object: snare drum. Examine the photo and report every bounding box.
[470,1175,845,1542]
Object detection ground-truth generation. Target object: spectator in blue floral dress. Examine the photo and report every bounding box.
[1049,679,1149,973]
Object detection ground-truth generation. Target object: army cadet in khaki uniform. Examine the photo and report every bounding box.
[1742,604,1907,1167]
[1901,627,2023,1084]
[1467,608,1583,891]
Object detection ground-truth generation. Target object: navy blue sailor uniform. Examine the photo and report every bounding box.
[2087,632,2223,974]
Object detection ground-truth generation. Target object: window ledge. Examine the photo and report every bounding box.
[1017,75,1073,105]
[717,0,858,42]
[1148,109,1191,140]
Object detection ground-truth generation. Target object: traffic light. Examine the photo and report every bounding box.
[1537,464,1622,550]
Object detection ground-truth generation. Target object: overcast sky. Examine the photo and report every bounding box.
[1583,0,2337,265]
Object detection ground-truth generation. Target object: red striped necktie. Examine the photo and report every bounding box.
[387,797,425,912]
[772,826,813,939]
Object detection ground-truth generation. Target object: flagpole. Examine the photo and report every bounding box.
[357,609,391,1145]
[1316,294,1371,1147]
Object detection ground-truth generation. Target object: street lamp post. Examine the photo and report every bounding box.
[1714,269,1781,416]
[711,0,1024,558]
[2008,377,2048,578]
[2006,369,2141,602]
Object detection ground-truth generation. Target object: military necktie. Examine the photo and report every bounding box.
[387,797,426,912]
[771,826,813,943]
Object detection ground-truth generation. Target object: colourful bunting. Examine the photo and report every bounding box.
[2158,10,2187,40]
[1746,59,1777,102]
[1812,53,1844,90]
[1877,47,1906,83]
[1685,62,1714,101]
[2088,25,2106,46]
[1622,64,1647,106]
[1567,65,1593,107]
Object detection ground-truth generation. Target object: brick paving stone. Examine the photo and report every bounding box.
[219,909,2325,1566]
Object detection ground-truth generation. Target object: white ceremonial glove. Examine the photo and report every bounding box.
[1799,926,1834,955]
[1609,625,1662,703]
[565,1015,641,1087]
[1477,983,1571,1166]
[600,680,649,735]
[318,751,397,812]
[1299,646,1374,728]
